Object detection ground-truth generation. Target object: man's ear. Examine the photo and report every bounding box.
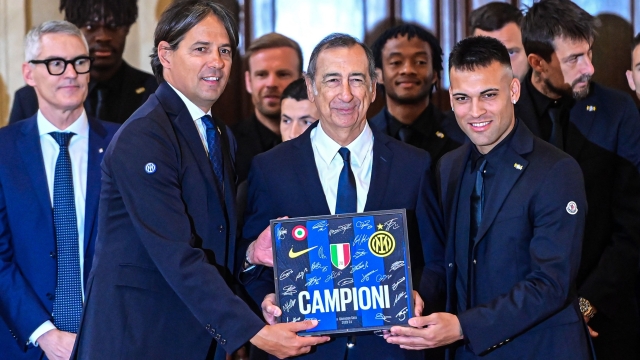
[245,70,253,94]
[157,41,173,70]
[626,70,636,91]
[375,68,383,84]
[528,53,546,75]
[305,77,315,103]
[23,62,36,87]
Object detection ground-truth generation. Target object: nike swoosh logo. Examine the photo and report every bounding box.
[289,246,318,258]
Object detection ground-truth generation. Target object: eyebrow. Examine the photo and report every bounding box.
[191,41,232,48]
[451,88,499,97]
[388,51,429,57]
[561,45,593,62]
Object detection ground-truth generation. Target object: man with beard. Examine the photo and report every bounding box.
[517,1,640,358]
[9,0,157,124]
[469,2,529,82]
[369,24,465,168]
[232,33,303,182]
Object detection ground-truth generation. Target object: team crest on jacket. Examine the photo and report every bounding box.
[566,201,578,215]
[330,243,351,270]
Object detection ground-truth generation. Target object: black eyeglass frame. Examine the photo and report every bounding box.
[29,56,94,76]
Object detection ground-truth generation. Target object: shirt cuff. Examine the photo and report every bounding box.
[29,321,56,346]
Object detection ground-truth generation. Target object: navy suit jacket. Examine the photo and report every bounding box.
[515,82,640,327]
[73,82,265,360]
[437,121,591,359]
[240,122,446,360]
[0,114,118,359]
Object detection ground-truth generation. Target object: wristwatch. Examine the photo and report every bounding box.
[579,297,597,319]
[243,249,256,271]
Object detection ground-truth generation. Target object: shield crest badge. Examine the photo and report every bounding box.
[330,243,351,270]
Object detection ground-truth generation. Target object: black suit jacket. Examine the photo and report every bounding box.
[438,121,591,359]
[239,122,445,360]
[9,61,157,124]
[231,115,281,183]
[368,104,465,169]
[516,82,640,327]
[73,82,265,359]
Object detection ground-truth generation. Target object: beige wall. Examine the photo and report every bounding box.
[0,0,170,126]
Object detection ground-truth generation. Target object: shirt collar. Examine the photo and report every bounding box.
[167,82,212,121]
[37,109,89,137]
[312,120,373,167]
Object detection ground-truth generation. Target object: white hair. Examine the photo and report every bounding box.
[24,20,88,62]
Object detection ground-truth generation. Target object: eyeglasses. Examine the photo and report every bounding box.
[29,56,94,76]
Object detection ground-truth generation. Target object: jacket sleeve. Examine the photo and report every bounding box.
[578,96,640,321]
[237,156,279,307]
[107,118,265,353]
[415,154,446,315]
[0,177,52,349]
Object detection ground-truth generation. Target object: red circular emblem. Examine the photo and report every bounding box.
[292,225,307,241]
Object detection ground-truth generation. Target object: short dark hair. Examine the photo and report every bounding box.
[522,0,599,62]
[150,0,238,83]
[633,32,640,52]
[281,78,308,102]
[60,0,138,28]
[306,33,377,88]
[449,36,512,73]
[469,2,523,34]
[371,23,443,76]
[246,33,303,74]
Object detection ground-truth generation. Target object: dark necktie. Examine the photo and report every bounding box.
[200,115,224,194]
[467,158,487,307]
[548,107,564,150]
[335,147,357,214]
[95,88,107,120]
[398,126,414,144]
[49,132,82,333]
[470,158,487,243]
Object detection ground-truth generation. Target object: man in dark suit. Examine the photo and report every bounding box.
[386,36,591,359]
[0,21,118,360]
[9,0,157,124]
[239,33,445,360]
[517,1,640,358]
[72,2,328,359]
[369,24,464,167]
[232,33,303,182]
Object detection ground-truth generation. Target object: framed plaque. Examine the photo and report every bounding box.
[271,209,414,336]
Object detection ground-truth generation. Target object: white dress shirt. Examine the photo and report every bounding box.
[310,121,374,214]
[30,110,89,344]
[167,82,213,153]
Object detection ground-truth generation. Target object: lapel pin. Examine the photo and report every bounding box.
[435,131,445,139]
[514,163,523,170]
[98,148,104,153]
[586,105,596,112]
[135,87,146,94]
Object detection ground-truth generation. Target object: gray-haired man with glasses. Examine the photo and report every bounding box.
[0,20,118,360]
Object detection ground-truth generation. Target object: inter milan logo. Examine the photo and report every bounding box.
[369,229,395,257]
[292,225,308,241]
[330,243,351,270]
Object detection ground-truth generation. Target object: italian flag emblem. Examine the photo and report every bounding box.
[292,225,307,241]
[330,243,351,270]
